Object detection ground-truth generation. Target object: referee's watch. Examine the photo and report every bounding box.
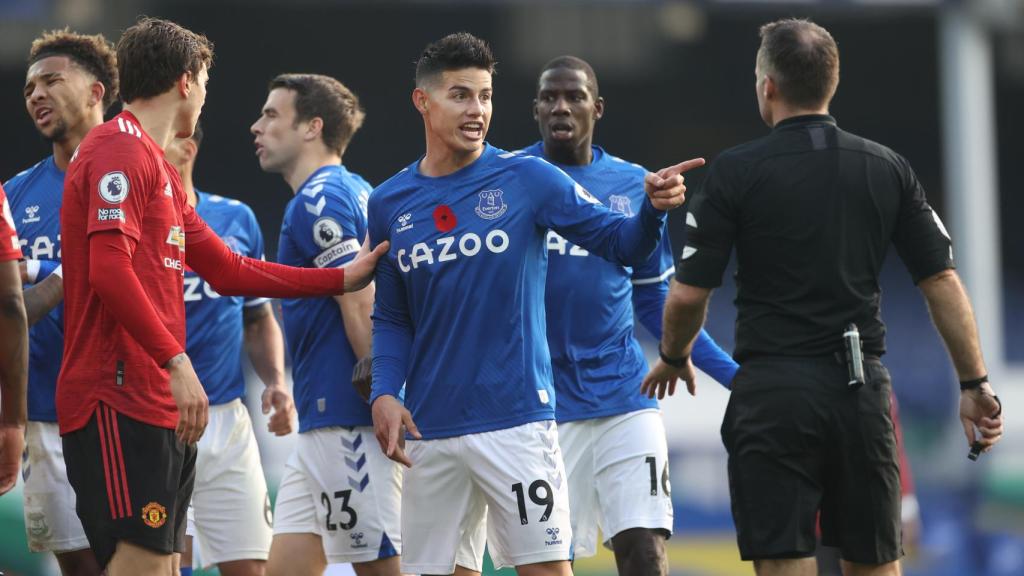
[659,345,689,368]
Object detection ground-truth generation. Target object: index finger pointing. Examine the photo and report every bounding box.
[661,158,706,178]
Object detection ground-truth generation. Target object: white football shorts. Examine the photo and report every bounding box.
[21,421,90,553]
[273,426,402,565]
[401,420,572,573]
[558,408,674,558]
[186,399,273,567]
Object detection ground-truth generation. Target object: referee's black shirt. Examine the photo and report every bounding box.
[677,114,954,361]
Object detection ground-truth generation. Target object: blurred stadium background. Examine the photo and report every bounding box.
[0,0,1021,574]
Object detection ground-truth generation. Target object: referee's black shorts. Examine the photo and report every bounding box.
[62,403,196,569]
[721,355,902,564]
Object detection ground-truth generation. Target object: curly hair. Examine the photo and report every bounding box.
[29,28,119,111]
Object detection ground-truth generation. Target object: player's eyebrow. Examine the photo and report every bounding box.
[262,105,278,116]
[24,72,61,95]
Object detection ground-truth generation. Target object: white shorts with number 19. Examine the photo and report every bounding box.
[273,426,402,564]
[401,420,573,574]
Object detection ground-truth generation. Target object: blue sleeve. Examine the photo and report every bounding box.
[531,162,666,266]
[631,219,675,337]
[292,186,365,269]
[242,206,270,306]
[368,198,411,403]
[691,329,738,389]
[35,260,61,282]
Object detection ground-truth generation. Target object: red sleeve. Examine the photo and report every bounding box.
[90,230,183,365]
[0,186,22,261]
[85,135,155,241]
[890,392,915,496]
[186,233,345,298]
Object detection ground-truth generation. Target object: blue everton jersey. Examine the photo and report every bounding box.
[278,165,372,432]
[184,191,268,405]
[368,144,667,439]
[5,156,64,422]
[523,143,671,421]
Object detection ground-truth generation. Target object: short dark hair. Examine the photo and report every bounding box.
[539,55,599,98]
[269,74,365,156]
[116,17,214,103]
[415,32,496,87]
[757,19,839,109]
[29,28,119,111]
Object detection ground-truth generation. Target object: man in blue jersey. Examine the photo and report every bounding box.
[250,73,401,576]
[164,123,291,576]
[368,33,700,576]
[522,56,739,576]
[5,29,118,576]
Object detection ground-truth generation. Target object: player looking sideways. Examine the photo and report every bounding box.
[521,55,738,576]
[250,73,401,576]
[58,17,387,576]
[368,32,700,576]
[4,28,118,576]
[164,123,289,576]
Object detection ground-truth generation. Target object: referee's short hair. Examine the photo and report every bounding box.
[757,19,839,110]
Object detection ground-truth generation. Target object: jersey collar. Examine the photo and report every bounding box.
[773,114,837,131]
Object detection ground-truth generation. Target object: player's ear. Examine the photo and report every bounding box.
[412,88,429,114]
[305,117,324,142]
[532,98,539,121]
[593,96,605,121]
[177,72,191,98]
[88,81,105,109]
[763,75,776,101]
[185,139,199,163]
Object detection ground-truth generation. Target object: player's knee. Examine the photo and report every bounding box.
[611,528,668,576]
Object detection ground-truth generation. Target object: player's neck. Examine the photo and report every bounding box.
[420,140,483,178]
[285,151,342,194]
[52,114,102,171]
[123,100,179,150]
[769,103,830,127]
[542,138,593,167]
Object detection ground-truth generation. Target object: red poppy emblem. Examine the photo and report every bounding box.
[433,204,457,233]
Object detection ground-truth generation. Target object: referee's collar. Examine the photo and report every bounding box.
[773,114,836,131]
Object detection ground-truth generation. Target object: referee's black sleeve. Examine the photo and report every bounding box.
[675,157,737,288]
[890,154,955,284]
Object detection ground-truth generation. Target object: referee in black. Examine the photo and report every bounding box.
[643,18,1004,576]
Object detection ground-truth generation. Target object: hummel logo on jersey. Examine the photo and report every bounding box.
[545,527,563,546]
[98,171,129,204]
[475,189,507,220]
[96,208,125,222]
[397,230,510,273]
[22,205,40,224]
[166,226,185,250]
[397,213,414,233]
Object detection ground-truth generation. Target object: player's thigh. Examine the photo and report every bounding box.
[267,533,326,576]
[301,427,402,565]
[469,421,572,570]
[106,540,173,576]
[401,434,481,575]
[592,410,673,541]
[554,419,599,558]
[22,421,91,554]
[191,402,273,565]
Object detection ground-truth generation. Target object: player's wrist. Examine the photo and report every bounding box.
[658,344,689,368]
[164,352,191,371]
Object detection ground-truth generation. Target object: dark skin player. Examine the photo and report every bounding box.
[533,64,670,576]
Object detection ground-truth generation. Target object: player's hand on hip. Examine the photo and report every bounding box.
[343,239,390,293]
[166,353,209,444]
[0,424,25,496]
[352,356,373,403]
[959,381,1003,453]
[641,357,697,400]
[262,382,295,436]
[644,158,705,211]
[371,394,421,468]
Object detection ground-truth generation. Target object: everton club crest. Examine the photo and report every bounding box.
[608,195,634,216]
[475,189,507,220]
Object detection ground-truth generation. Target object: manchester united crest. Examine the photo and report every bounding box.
[142,502,168,528]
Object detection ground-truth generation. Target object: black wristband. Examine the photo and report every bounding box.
[659,346,689,368]
[959,374,989,391]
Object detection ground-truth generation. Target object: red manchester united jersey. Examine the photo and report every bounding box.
[59,111,212,434]
[0,184,22,261]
